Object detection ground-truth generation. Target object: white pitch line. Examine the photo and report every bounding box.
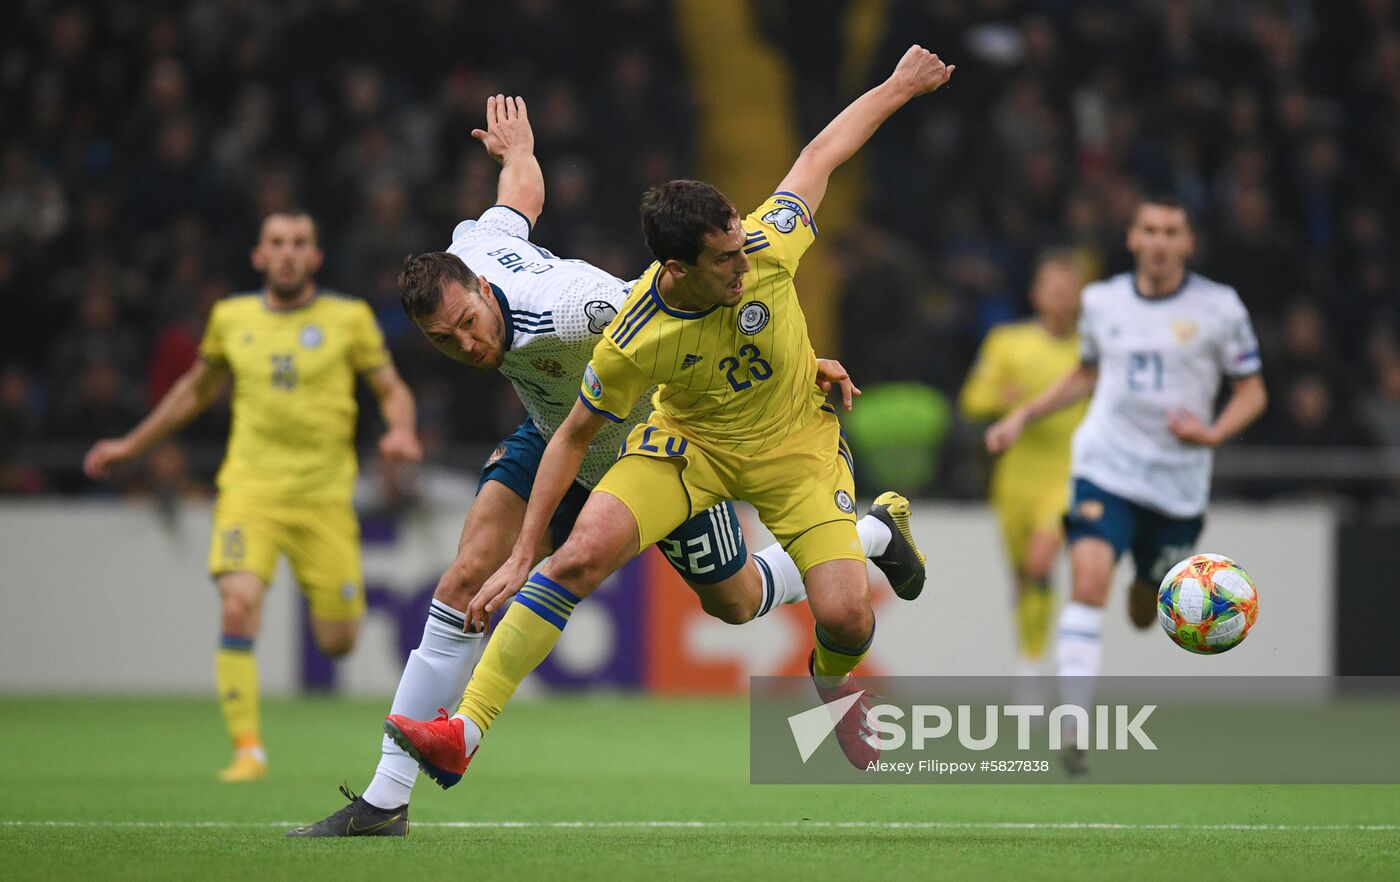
[2,820,1399,832]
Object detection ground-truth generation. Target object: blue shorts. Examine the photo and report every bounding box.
[1063,478,1204,585]
[480,420,747,584]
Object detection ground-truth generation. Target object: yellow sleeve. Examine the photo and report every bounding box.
[579,335,651,423]
[197,302,227,365]
[959,329,1011,421]
[743,191,818,274]
[349,301,391,373]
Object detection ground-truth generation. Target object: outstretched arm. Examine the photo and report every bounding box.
[363,362,422,462]
[474,95,545,227]
[1169,374,1267,447]
[777,45,954,216]
[83,358,229,479]
[466,399,608,631]
[960,334,1016,422]
[985,362,1098,455]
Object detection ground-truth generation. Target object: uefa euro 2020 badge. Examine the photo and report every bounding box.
[584,364,604,400]
[299,323,324,349]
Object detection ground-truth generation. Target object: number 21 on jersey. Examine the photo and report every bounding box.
[1128,350,1163,391]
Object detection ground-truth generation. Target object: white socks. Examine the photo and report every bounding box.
[748,514,891,617]
[1056,601,1104,721]
[857,514,892,558]
[362,600,484,810]
[451,713,484,757]
[752,542,806,614]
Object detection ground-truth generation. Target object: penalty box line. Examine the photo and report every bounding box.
[3,820,1399,832]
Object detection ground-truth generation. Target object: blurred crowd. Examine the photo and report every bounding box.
[1,0,1398,502]
[0,0,692,495]
[833,0,1400,498]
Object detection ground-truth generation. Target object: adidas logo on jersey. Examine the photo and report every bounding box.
[681,354,704,369]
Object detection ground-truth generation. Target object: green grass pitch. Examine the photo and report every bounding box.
[2,696,1399,881]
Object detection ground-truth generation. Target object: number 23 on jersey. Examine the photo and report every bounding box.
[718,343,772,392]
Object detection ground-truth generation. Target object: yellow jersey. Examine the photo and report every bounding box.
[960,320,1085,490]
[198,291,389,503]
[581,192,822,456]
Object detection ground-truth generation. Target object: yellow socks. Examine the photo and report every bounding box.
[812,622,875,683]
[215,634,261,752]
[1017,577,1053,661]
[456,574,579,735]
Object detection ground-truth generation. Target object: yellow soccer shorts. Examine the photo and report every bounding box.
[208,496,365,621]
[990,476,1069,572]
[594,407,862,576]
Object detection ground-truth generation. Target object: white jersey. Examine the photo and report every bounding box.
[1072,271,1261,518]
[447,206,651,488]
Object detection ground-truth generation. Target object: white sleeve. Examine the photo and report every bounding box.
[1077,287,1100,364]
[1218,291,1262,377]
[550,278,627,345]
[459,205,533,241]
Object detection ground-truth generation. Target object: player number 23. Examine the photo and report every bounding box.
[718,344,773,392]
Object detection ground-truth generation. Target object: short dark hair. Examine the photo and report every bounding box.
[1033,246,1081,276]
[398,252,480,321]
[1135,193,1194,228]
[259,209,319,244]
[639,180,737,265]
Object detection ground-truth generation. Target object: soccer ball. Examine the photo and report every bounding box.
[1157,553,1259,654]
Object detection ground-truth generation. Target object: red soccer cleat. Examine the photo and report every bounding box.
[808,651,881,769]
[383,708,478,789]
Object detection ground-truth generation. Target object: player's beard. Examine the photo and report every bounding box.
[480,315,507,369]
[267,273,309,303]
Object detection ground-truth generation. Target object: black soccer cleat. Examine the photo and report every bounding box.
[868,491,927,600]
[285,785,409,837]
